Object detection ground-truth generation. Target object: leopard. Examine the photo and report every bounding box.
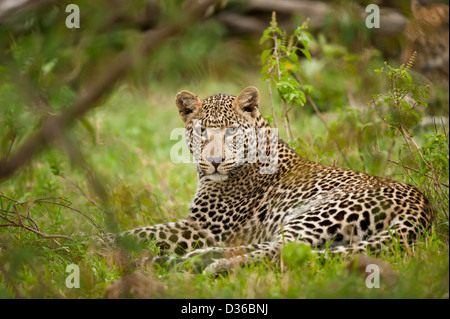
[110,86,432,274]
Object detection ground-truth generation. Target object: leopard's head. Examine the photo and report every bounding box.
[175,86,276,182]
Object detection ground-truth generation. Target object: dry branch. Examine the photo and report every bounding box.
[0,194,84,241]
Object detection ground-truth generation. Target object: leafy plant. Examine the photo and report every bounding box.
[373,52,430,135]
[372,53,449,226]
[260,13,353,167]
[260,12,312,142]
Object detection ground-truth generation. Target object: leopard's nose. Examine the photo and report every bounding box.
[207,157,224,170]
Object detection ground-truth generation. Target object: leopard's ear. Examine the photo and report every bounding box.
[234,86,260,117]
[176,91,201,123]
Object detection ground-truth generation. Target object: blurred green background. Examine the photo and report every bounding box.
[0,0,448,299]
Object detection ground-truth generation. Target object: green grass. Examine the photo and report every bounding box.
[0,0,448,300]
[0,78,448,299]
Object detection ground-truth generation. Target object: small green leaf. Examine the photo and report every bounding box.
[300,48,311,61]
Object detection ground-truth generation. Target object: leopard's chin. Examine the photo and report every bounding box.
[205,172,229,183]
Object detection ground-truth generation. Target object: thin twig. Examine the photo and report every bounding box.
[387,160,449,188]
[5,134,16,161]
[59,176,101,211]
[305,94,351,168]
[0,194,107,241]
[280,99,293,142]
[399,125,448,203]
[38,199,104,234]
[266,79,278,130]
[288,71,351,167]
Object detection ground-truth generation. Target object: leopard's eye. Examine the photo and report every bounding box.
[226,127,239,136]
[193,125,207,138]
